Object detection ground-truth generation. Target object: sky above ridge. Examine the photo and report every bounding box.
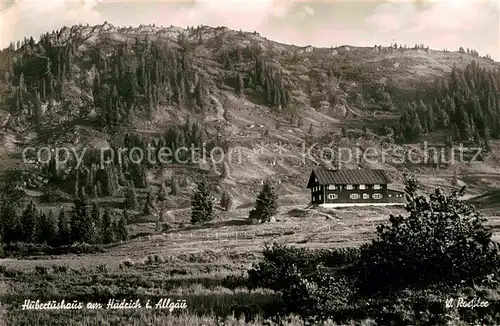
[1,0,499,60]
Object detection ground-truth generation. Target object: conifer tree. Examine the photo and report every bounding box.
[474,129,482,146]
[236,73,244,95]
[114,214,128,241]
[223,109,231,122]
[220,190,234,212]
[131,163,147,188]
[0,233,3,257]
[220,162,229,179]
[89,202,101,243]
[143,190,154,215]
[74,171,80,198]
[79,208,96,245]
[249,179,279,223]
[92,185,98,199]
[411,110,423,139]
[20,201,37,243]
[47,157,58,182]
[34,91,42,129]
[190,178,214,224]
[219,190,229,207]
[427,105,436,131]
[123,185,137,209]
[122,208,130,223]
[70,196,88,243]
[101,208,114,244]
[483,127,491,151]
[36,210,58,245]
[308,123,314,135]
[1,202,20,244]
[103,165,118,196]
[170,176,180,196]
[157,181,168,202]
[57,208,71,246]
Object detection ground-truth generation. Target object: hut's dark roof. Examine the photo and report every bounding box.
[307,168,391,188]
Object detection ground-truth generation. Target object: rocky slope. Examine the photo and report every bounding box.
[0,22,499,206]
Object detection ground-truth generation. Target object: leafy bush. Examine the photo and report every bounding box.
[249,243,317,290]
[358,188,500,295]
[35,266,49,275]
[223,274,248,290]
[246,183,500,324]
[248,243,360,291]
[119,259,134,269]
[247,243,361,322]
[51,265,68,273]
[281,265,354,323]
[96,264,108,273]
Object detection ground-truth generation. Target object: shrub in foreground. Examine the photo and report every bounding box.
[358,188,500,295]
[247,184,500,324]
[247,243,359,291]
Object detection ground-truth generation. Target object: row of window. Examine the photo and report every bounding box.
[312,184,381,192]
[345,193,383,200]
[315,193,384,201]
[314,193,404,202]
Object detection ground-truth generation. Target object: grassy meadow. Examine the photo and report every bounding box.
[1,204,500,325]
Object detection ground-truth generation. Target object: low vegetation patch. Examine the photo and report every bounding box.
[2,242,105,258]
[245,178,500,325]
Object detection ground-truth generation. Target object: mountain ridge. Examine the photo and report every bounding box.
[0,22,499,207]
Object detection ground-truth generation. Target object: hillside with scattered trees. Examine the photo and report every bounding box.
[1,23,500,325]
[398,61,500,150]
